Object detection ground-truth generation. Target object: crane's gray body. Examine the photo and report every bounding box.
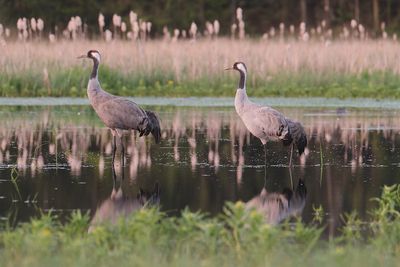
[235,89,290,144]
[87,78,148,131]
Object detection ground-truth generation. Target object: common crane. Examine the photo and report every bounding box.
[226,62,307,168]
[78,50,161,166]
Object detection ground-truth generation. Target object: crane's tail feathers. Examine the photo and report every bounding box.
[287,121,307,156]
[296,133,307,155]
[281,132,293,146]
[145,110,161,144]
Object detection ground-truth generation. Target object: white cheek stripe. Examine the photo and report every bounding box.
[237,63,246,73]
[92,52,101,62]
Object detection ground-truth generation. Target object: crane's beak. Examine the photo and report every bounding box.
[225,67,233,71]
[77,55,88,59]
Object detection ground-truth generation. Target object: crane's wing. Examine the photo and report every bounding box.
[96,97,147,130]
[252,106,291,141]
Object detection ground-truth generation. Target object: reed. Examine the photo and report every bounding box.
[0,39,400,97]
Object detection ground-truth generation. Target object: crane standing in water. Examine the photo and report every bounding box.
[78,50,161,166]
[226,62,307,168]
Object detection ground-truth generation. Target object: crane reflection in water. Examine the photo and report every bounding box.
[89,165,160,232]
[246,171,307,225]
[0,105,400,235]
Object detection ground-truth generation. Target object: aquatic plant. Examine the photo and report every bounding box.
[1,185,400,267]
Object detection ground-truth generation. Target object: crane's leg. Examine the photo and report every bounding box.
[112,135,117,166]
[121,160,125,180]
[289,143,294,168]
[115,129,124,167]
[120,137,125,167]
[288,144,295,188]
[111,161,117,188]
[111,158,125,192]
[111,129,117,166]
[263,144,268,188]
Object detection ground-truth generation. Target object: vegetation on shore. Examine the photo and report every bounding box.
[1,39,400,98]
[1,184,400,267]
[1,67,400,98]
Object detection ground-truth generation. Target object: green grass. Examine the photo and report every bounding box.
[1,184,400,267]
[1,67,400,98]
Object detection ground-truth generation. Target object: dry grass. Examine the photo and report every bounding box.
[1,38,400,97]
[1,38,400,80]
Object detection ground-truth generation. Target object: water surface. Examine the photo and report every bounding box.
[0,101,399,236]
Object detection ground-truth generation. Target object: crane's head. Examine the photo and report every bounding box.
[225,62,247,75]
[77,50,101,63]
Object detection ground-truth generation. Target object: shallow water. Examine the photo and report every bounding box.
[0,101,400,236]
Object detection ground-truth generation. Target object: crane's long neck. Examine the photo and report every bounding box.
[90,58,99,79]
[238,69,246,90]
[235,70,249,115]
[87,58,106,105]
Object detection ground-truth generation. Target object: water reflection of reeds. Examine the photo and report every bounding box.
[1,106,400,233]
[1,107,400,177]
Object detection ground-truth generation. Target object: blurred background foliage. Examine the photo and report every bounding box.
[0,0,399,36]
